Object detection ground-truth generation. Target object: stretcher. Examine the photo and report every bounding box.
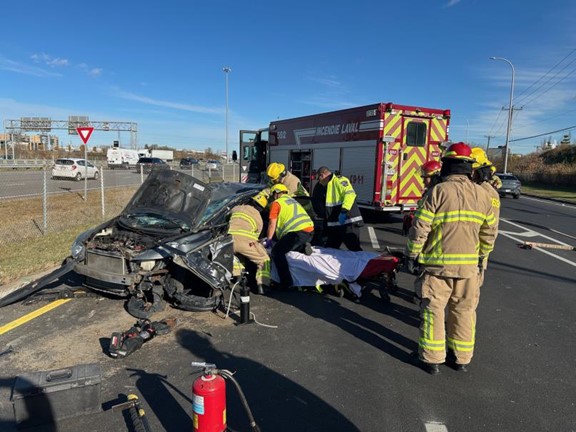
[270,247,401,302]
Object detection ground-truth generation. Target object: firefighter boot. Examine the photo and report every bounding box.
[256,284,269,295]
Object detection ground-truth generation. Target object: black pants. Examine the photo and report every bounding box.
[271,230,313,288]
[325,224,362,251]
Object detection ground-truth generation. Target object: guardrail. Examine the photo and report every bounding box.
[0,159,50,168]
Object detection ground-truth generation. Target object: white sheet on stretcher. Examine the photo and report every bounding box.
[270,247,379,294]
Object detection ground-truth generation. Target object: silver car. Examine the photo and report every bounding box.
[496,173,521,199]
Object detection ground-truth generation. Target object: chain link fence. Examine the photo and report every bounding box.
[0,162,241,246]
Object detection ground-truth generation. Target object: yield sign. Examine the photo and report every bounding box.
[76,127,94,144]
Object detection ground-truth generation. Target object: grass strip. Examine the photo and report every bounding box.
[521,183,576,203]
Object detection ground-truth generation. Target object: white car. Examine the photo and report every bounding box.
[205,160,221,170]
[52,158,100,181]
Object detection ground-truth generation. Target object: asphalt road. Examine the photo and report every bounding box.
[0,195,575,431]
[0,166,238,199]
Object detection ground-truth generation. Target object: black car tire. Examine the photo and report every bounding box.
[93,171,100,181]
[513,193,520,199]
[75,172,82,181]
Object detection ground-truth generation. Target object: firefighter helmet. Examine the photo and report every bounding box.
[270,183,289,194]
[266,162,286,181]
[442,142,475,162]
[420,160,442,178]
[251,192,268,209]
[471,147,493,169]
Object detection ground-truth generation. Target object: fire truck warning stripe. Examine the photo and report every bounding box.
[0,299,71,336]
[430,119,447,142]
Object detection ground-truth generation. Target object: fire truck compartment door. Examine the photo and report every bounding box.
[341,143,376,204]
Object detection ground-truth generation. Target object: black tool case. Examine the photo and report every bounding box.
[11,363,102,427]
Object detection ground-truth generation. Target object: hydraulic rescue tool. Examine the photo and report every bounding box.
[518,241,576,251]
[191,362,260,432]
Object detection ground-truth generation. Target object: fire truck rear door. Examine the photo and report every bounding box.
[397,118,429,202]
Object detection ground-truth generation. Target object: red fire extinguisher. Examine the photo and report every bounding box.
[192,362,260,432]
[192,363,226,432]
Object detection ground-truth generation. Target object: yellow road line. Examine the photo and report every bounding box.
[0,299,71,336]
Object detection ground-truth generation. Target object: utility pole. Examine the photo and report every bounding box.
[484,135,495,151]
[490,56,515,173]
[223,67,231,162]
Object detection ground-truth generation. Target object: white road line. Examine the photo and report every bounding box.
[424,422,448,432]
[5,183,25,186]
[524,195,576,210]
[500,219,574,247]
[367,226,380,250]
[549,228,576,241]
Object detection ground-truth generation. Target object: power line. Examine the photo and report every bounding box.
[510,124,576,142]
[514,48,576,101]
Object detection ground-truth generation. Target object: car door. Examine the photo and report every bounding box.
[86,161,96,177]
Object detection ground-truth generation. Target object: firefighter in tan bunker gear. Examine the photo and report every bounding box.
[407,142,498,375]
[265,162,309,197]
[227,192,271,295]
[471,147,501,284]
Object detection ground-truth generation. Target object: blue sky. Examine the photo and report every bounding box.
[1,0,575,155]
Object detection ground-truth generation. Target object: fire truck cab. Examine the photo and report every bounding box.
[239,102,450,212]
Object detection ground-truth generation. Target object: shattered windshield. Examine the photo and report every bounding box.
[119,212,191,233]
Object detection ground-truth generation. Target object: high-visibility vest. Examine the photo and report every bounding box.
[325,175,363,227]
[275,195,313,239]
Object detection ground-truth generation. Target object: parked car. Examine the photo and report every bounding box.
[52,158,99,181]
[205,159,221,170]
[179,157,199,168]
[496,173,521,199]
[135,157,169,173]
[71,170,264,318]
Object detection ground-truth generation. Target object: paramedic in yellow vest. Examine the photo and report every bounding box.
[406,142,497,375]
[227,192,270,295]
[264,183,314,290]
[316,166,363,251]
[471,147,501,285]
[266,162,309,197]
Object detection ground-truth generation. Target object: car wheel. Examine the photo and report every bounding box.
[75,173,82,181]
[93,171,100,180]
[513,193,520,199]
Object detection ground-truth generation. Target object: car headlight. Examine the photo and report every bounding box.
[71,229,95,260]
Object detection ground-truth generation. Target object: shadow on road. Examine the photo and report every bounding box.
[175,329,361,431]
[489,259,576,285]
[272,291,418,365]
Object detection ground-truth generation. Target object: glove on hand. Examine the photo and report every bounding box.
[405,256,420,275]
[261,238,273,249]
[338,212,348,225]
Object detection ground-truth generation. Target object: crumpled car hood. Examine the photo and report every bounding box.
[122,169,264,230]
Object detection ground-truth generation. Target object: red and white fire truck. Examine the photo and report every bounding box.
[239,102,450,212]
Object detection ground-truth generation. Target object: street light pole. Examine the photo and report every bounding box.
[490,56,515,174]
[223,67,231,162]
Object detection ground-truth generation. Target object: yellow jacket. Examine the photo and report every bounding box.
[407,175,498,278]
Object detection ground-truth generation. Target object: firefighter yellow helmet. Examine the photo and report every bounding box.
[471,147,492,169]
[266,162,286,181]
[270,183,289,194]
[251,192,268,209]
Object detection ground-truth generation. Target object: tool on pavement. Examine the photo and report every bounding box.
[108,318,177,358]
[518,241,576,251]
[111,394,152,432]
[0,345,14,357]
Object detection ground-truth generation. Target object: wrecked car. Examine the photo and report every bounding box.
[71,169,263,318]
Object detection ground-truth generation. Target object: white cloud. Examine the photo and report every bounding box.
[111,87,224,115]
[0,55,62,77]
[31,53,69,67]
[445,0,461,7]
[89,68,103,77]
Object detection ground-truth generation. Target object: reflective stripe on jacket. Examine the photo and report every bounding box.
[406,175,498,278]
[275,195,314,239]
[325,175,363,227]
[227,204,263,240]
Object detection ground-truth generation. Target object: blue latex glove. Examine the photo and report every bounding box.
[338,212,347,225]
[261,238,273,249]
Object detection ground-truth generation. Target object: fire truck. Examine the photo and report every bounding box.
[239,102,450,212]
